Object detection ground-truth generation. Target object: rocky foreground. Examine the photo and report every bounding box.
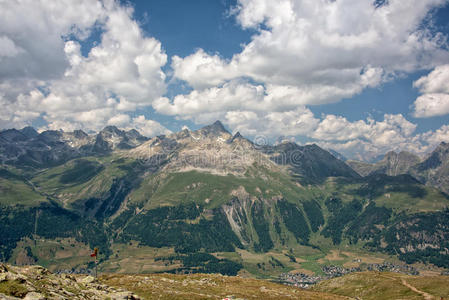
[3,263,449,299]
[0,263,346,300]
[0,263,139,299]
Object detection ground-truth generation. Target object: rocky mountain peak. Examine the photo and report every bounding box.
[72,129,88,139]
[20,126,38,138]
[265,142,360,184]
[38,130,63,142]
[211,120,226,131]
[383,151,397,158]
[230,131,243,142]
[126,129,142,138]
[328,149,347,162]
[101,125,122,134]
[94,126,148,152]
[0,128,28,142]
[408,142,449,194]
[197,120,230,137]
[435,141,449,153]
[347,150,421,177]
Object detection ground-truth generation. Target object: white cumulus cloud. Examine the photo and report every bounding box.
[0,0,168,133]
[413,64,449,117]
[171,0,449,107]
[129,115,172,137]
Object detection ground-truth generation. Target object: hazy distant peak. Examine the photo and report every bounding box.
[72,129,88,139]
[230,131,243,142]
[20,126,38,138]
[0,128,28,142]
[101,125,122,135]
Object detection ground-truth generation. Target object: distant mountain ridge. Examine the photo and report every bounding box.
[409,142,449,194]
[0,125,148,167]
[347,144,449,195]
[347,151,421,177]
[1,121,449,277]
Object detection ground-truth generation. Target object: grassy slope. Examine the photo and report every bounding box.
[3,263,449,300]
[0,167,47,207]
[23,154,449,215]
[100,244,177,274]
[29,155,137,210]
[101,272,348,300]
[96,243,392,280]
[313,271,449,299]
[101,271,449,300]
[320,176,449,214]
[374,187,449,213]
[128,165,319,210]
[10,237,92,272]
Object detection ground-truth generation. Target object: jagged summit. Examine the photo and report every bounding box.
[328,148,347,162]
[0,128,28,142]
[94,126,148,152]
[0,125,149,166]
[72,129,88,139]
[347,150,421,177]
[39,129,63,141]
[20,126,39,138]
[129,122,359,182]
[129,120,266,175]
[409,141,449,194]
[197,120,230,137]
[230,131,243,143]
[265,142,360,183]
[211,120,227,131]
[101,125,123,135]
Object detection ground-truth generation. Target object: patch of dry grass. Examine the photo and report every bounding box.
[314,271,449,300]
[406,275,449,299]
[100,244,177,274]
[101,273,349,300]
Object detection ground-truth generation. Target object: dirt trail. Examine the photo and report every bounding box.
[400,279,435,300]
[380,274,436,300]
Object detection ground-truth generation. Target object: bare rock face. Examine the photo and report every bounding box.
[0,126,148,167]
[263,142,360,184]
[346,144,449,195]
[129,120,278,176]
[0,263,140,300]
[93,126,148,153]
[409,142,449,194]
[347,151,421,177]
[129,120,357,183]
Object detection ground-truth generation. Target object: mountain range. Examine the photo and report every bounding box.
[1,121,449,278]
[347,143,449,195]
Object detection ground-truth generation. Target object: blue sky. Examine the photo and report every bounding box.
[127,0,449,135]
[1,0,449,160]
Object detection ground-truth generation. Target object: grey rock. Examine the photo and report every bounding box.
[23,292,45,300]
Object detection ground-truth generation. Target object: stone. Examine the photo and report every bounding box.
[23,292,45,300]
[79,275,96,284]
[0,292,21,299]
[0,264,8,273]
[6,273,26,283]
[108,291,140,300]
